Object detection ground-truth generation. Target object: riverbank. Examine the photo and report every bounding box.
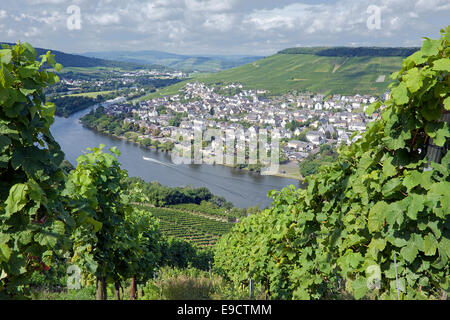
[80,121,302,181]
[221,161,303,180]
[52,109,303,208]
[275,161,304,180]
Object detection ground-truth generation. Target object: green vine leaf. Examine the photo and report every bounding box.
[423,234,438,256]
[432,58,450,72]
[391,82,410,105]
[404,68,423,93]
[5,184,29,216]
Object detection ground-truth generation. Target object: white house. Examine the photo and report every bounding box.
[287,140,313,152]
[306,131,324,145]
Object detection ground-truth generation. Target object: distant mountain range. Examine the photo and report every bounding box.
[1,42,166,71]
[81,50,264,73]
[1,42,263,73]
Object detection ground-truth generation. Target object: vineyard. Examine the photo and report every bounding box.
[1,29,448,301]
[214,28,450,300]
[168,203,245,221]
[138,206,235,247]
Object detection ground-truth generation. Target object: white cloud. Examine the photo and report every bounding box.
[390,16,402,30]
[242,0,448,39]
[204,14,235,31]
[415,0,450,11]
[9,11,64,26]
[141,2,179,21]
[7,29,16,37]
[88,12,121,25]
[24,27,40,37]
[38,11,64,25]
[185,0,236,12]
[2,0,449,55]
[26,0,67,3]
[243,2,363,33]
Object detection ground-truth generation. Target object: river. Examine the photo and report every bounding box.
[50,106,304,209]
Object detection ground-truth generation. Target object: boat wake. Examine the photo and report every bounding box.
[142,156,175,168]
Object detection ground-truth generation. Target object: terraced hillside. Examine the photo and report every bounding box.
[193,53,404,96]
[139,206,235,247]
[142,47,420,98]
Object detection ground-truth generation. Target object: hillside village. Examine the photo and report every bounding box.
[97,82,386,166]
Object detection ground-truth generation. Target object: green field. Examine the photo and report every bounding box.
[57,66,125,73]
[54,66,134,79]
[135,80,189,101]
[139,206,234,247]
[140,53,405,98]
[61,90,117,98]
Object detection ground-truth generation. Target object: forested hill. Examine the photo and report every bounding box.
[1,42,161,70]
[82,50,263,73]
[278,46,420,57]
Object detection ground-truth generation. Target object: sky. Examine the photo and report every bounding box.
[0,0,449,56]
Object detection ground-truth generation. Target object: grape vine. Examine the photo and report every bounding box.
[0,42,69,299]
[214,26,450,300]
[63,145,161,299]
[0,43,162,300]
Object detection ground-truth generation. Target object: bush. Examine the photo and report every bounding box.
[140,267,264,300]
[163,275,214,300]
[31,286,96,300]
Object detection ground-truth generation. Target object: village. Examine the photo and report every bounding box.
[96,81,386,168]
[55,68,187,96]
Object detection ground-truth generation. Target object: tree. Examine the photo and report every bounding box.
[298,159,321,177]
[161,141,174,152]
[142,138,153,148]
[0,43,69,299]
[122,121,132,132]
[169,113,183,127]
[286,120,301,132]
[294,130,308,142]
[152,128,161,137]
[114,126,123,136]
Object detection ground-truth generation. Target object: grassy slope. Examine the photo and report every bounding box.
[135,80,189,101]
[139,53,404,98]
[57,66,125,73]
[61,90,117,98]
[194,54,403,96]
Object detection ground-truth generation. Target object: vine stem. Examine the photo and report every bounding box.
[410,129,419,152]
[393,252,400,300]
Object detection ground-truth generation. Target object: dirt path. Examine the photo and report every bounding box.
[332,57,349,73]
